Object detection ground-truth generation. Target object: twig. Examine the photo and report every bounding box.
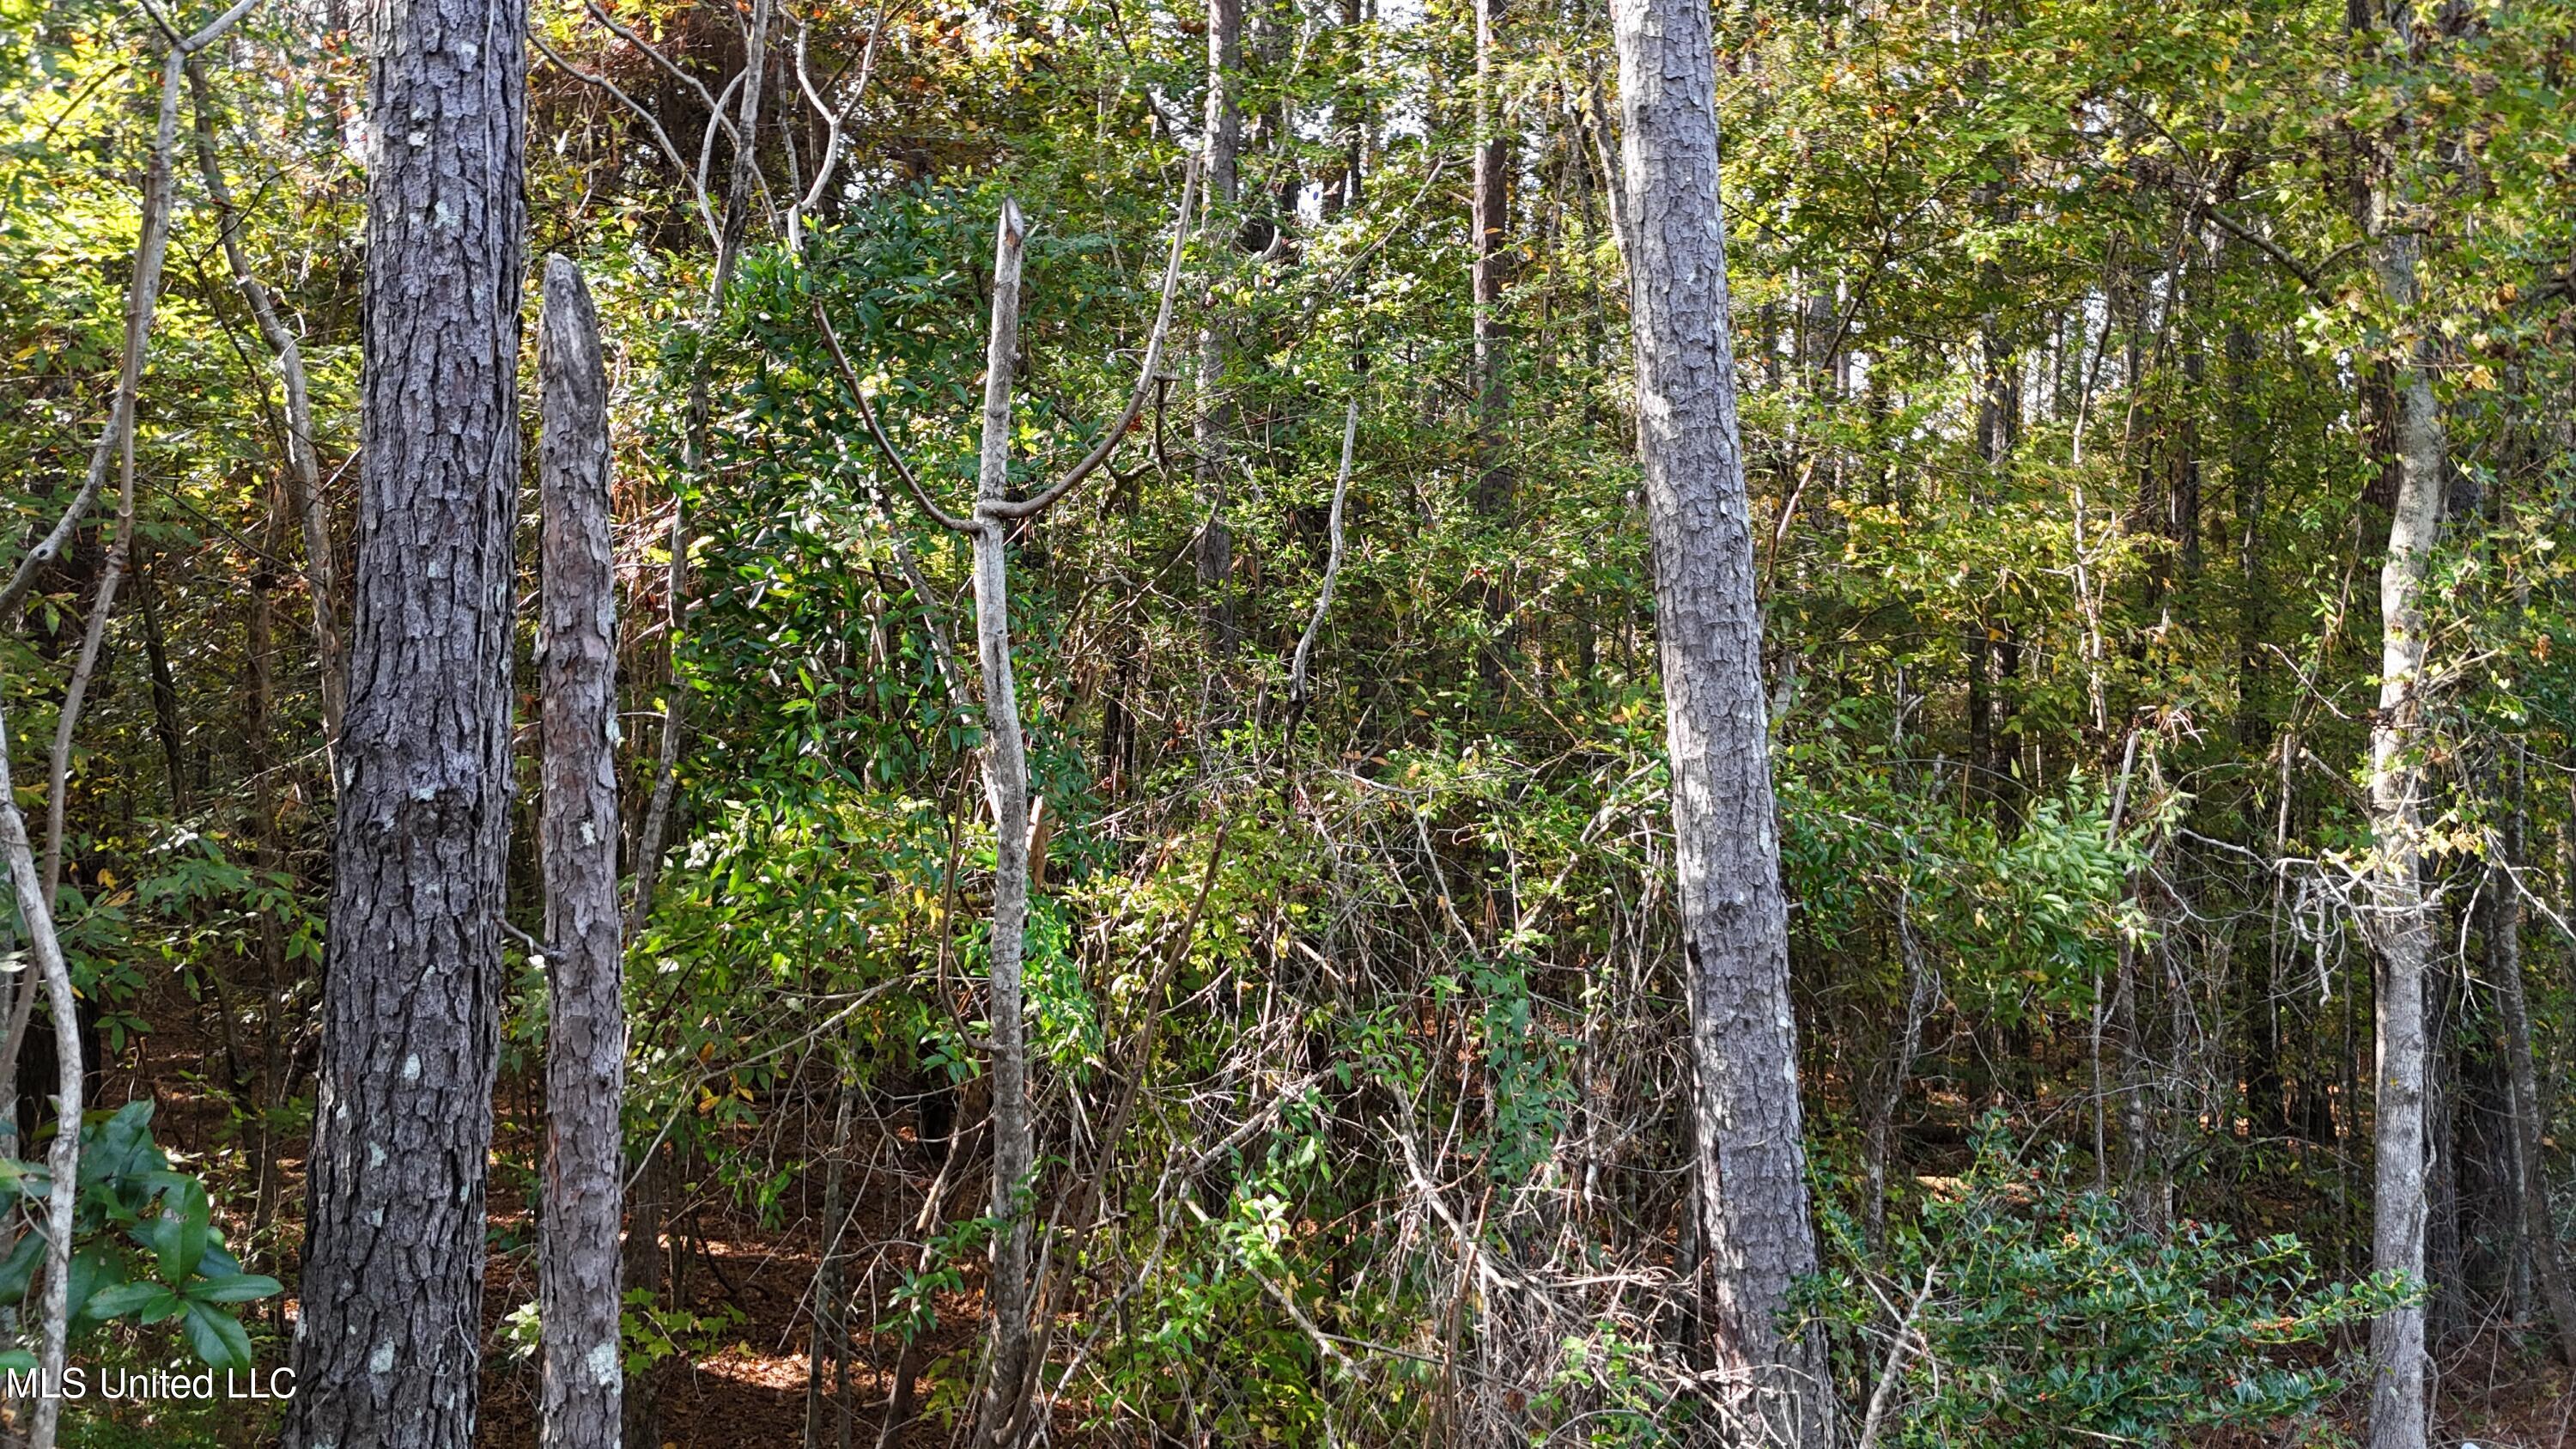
[1855,1266,1936,1449]
[529,30,719,253]
[185,57,345,746]
[1287,397,1361,707]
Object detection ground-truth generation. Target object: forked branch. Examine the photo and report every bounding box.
[811,161,1200,534]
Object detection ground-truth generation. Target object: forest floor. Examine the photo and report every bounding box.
[58,1007,993,1449]
[38,1005,2576,1447]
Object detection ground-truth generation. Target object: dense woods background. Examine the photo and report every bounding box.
[3,0,2575,1441]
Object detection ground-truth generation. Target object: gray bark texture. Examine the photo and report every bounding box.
[538,255,626,1449]
[2361,210,2444,1449]
[1287,399,1361,709]
[1608,0,1831,1440]
[283,0,526,1436]
[969,203,1039,1449]
[0,697,82,1449]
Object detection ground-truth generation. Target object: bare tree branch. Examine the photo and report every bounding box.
[185,57,345,744]
[1288,396,1361,706]
[983,159,1200,521]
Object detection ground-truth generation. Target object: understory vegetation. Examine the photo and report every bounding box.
[3,0,2574,1441]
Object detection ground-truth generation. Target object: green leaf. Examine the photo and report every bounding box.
[173,1181,211,1280]
[0,1232,44,1301]
[83,1280,177,1320]
[179,1300,254,1374]
[81,1099,159,1187]
[184,1273,282,1305]
[145,1181,210,1282]
[64,1245,113,1322]
[0,1158,47,1210]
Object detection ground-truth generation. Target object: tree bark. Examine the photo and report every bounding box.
[1608,0,1830,1437]
[538,255,625,1449]
[2360,82,2445,1449]
[0,699,84,1449]
[967,204,1041,1449]
[283,0,526,1434]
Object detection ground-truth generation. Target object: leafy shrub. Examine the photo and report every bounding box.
[0,1100,280,1375]
[1811,1118,2410,1447]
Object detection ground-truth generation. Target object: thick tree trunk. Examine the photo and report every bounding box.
[283,0,525,1436]
[538,255,625,1449]
[968,204,1040,1449]
[1608,1,1830,1439]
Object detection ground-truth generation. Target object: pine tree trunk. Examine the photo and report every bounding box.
[1607,0,1829,1437]
[283,0,525,1435]
[538,255,625,1449]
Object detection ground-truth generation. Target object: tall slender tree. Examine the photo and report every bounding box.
[1609,0,1830,1439]
[2487,749,2576,1366]
[283,0,526,1436]
[538,254,625,1449]
[816,169,1194,1449]
[2356,4,2447,1446]
[1469,0,1511,516]
[1194,0,1243,659]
